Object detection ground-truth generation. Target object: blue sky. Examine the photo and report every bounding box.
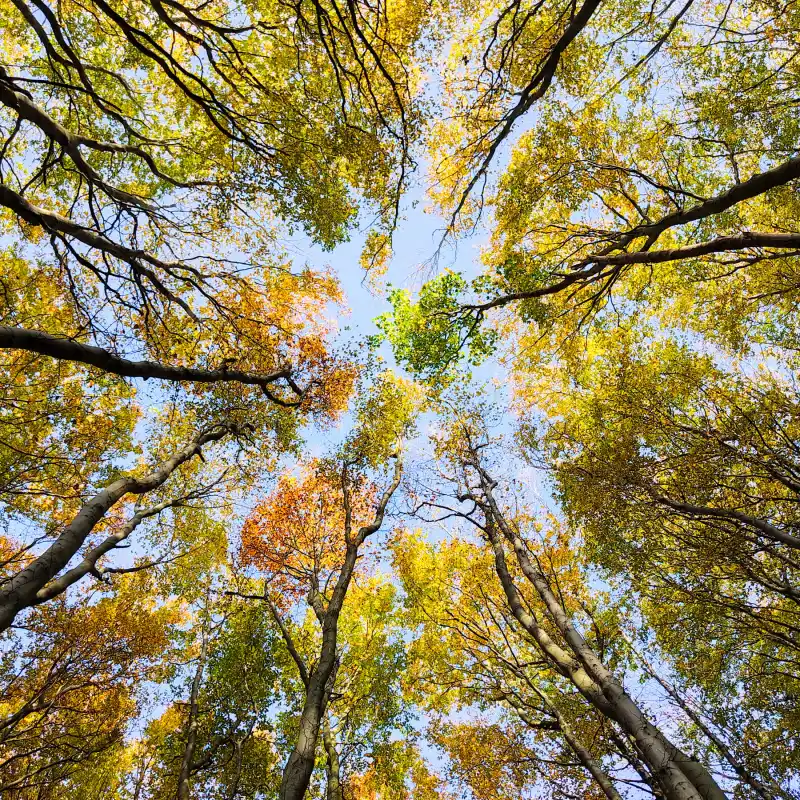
[274,184,557,540]
[287,187,467,338]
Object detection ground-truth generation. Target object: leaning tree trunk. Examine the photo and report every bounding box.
[474,465,728,800]
[0,424,233,632]
[538,691,623,800]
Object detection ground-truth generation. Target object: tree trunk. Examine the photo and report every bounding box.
[0,424,231,631]
[608,728,665,799]
[322,714,343,800]
[277,456,402,800]
[537,692,623,800]
[632,645,783,800]
[481,493,726,800]
[177,635,209,800]
[279,674,327,800]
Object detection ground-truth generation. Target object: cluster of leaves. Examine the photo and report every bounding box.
[376,272,499,380]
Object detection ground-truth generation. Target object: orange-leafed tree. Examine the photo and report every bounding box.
[236,372,421,800]
[241,464,378,609]
[0,574,179,797]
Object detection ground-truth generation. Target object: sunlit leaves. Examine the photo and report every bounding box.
[377,272,499,380]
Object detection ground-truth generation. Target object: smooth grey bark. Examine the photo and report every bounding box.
[485,526,706,800]
[280,669,330,800]
[608,727,666,799]
[0,423,233,631]
[267,599,339,800]
[461,454,728,800]
[322,714,343,800]
[539,692,623,800]
[484,518,722,800]
[278,456,403,800]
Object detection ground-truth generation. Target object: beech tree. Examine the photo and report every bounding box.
[233,372,419,800]
[394,529,629,800]
[4,0,800,796]
[0,0,423,638]
[412,412,730,800]
[516,331,800,790]
[382,0,800,379]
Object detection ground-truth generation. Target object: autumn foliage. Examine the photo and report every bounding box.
[3,0,800,797]
[239,465,372,601]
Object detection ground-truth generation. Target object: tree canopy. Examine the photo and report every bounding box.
[2,0,800,798]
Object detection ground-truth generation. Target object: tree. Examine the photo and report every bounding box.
[5,0,800,796]
[0,0,423,426]
[0,0,422,327]
[414,410,730,800]
[382,0,800,380]
[234,576,423,800]
[393,529,628,800]
[235,372,419,800]
[0,421,239,631]
[0,0,422,639]
[516,330,800,794]
[129,592,283,800]
[238,459,403,800]
[0,574,180,797]
[0,167,359,634]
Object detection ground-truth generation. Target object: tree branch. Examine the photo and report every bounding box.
[0,326,300,396]
[0,423,236,630]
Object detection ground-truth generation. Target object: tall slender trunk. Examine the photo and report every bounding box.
[277,456,402,800]
[279,672,329,800]
[177,635,209,800]
[475,467,728,800]
[322,713,343,800]
[608,728,665,799]
[486,521,709,800]
[630,641,787,800]
[535,691,623,800]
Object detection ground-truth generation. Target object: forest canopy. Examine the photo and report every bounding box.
[1,0,799,798]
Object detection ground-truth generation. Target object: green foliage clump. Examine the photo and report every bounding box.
[375,271,498,382]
